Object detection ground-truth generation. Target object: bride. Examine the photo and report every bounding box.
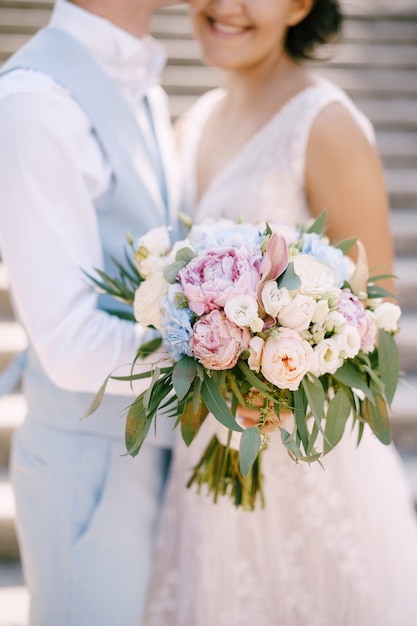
[145,0,417,624]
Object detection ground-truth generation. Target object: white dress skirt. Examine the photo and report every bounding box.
[144,81,417,626]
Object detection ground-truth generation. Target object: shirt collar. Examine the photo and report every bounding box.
[49,0,166,96]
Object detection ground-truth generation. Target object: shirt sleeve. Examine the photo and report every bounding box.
[0,88,167,396]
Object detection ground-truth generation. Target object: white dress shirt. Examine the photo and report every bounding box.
[0,0,171,395]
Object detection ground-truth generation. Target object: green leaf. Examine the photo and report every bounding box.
[324,389,351,454]
[239,427,262,477]
[172,356,197,401]
[277,262,302,290]
[143,367,160,410]
[180,397,208,446]
[101,307,136,322]
[201,375,243,433]
[362,395,391,445]
[307,209,327,235]
[332,361,374,402]
[293,388,309,453]
[367,285,397,300]
[302,374,325,422]
[163,260,187,284]
[81,374,111,420]
[175,247,196,263]
[334,237,357,254]
[125,395,153,457]
[236,361,277,404]
[378,330,399,405]
[136,337,163,360]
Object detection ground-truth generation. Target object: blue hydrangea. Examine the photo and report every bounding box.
[162,286,194,361]
[302,233,347,287]
[190,219,263,251]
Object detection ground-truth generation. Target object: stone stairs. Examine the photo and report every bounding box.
[0,1,417,623]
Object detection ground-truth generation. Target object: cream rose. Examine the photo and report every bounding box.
[260,328,313,391]
[133,272,168,330]
[293,254,338,297]
[373,302,401,332]
[278,294,316,332]
[137,226,171,256]
[248,336,265,372]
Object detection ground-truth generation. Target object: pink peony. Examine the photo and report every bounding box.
[190,310,249,370]
[336,290,367,338]
[179,245,261,316]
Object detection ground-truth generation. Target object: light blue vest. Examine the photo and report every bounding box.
[0,28,175,441]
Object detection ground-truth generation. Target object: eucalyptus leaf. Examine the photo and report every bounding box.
[125,395,153,457]
[181,397,209,446]
[332,361,374,403]
[81,374,111,420]
[172,356,197,401]
[136,337,163,360]
[201,375,243,433]
[334,237,357,254]
[239,427,262,477]
[176,247,196,263]
[143,367,160,410]
[307,209,327,235]
[378,330,399,405]
[362,395,391,445]
[277,262,302,290]
[293,388,309,453]
[324,389,351,454]
[163,260,187,284]
[302,375,325,422]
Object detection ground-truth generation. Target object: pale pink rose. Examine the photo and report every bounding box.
[224,294,259,328]
[335,324,361,359]
[190,310,249,370]
[361,311,378,354]
[278,294,316,332]
[248,336,265,372]
[261,328,313,391]
[179,245,261,316]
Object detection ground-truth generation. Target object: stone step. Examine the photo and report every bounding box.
[0,322,27,371]
[0,562,28,626]
[391,208,417,256]
[377,131,417,167]
[397,312,417,373]
[0,469,19,561]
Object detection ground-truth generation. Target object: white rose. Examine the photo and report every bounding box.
[278,294,316,332]
[261,328,313,391]
[261,283,290,318]
[293,254,338,297]
[137,226,171,256]
[336,324,361,359]
[373,302,401,332]
[133,272,168,330]
[137,253,167,279]
[248,336,265,372]
[224,294,259,328]
[311,337,343,376]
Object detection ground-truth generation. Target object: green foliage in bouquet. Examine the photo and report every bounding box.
[83,212,401,511]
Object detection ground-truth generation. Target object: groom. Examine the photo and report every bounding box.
[0,0,181,624]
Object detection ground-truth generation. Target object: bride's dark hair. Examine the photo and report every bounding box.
[285,0,343,60]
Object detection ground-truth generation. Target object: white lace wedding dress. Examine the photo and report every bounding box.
[144,80,417,626]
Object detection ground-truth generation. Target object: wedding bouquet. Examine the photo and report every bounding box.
[84,212,401,510]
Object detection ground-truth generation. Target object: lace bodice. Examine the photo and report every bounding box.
[179,78,374,226]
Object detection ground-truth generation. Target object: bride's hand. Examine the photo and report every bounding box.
[236,391,292,431]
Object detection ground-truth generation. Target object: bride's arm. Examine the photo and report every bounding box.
[306,102,395,293]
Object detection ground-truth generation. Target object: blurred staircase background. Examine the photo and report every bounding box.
[0,1,416,623]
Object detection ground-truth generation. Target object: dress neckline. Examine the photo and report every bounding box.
[192,82,324,208]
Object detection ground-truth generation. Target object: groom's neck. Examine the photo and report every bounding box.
[68,0,157,38]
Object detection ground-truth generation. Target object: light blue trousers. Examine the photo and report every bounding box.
[10,419,171,626]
